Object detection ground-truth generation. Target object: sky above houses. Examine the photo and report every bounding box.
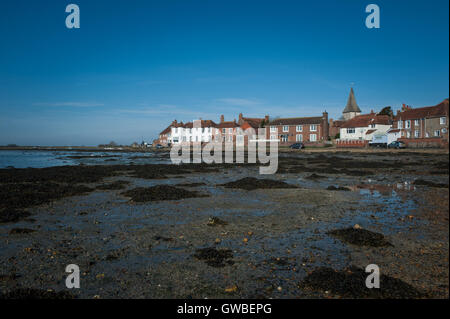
[0,0,448,146]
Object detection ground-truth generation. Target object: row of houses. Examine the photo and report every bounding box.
[154,89,449,148]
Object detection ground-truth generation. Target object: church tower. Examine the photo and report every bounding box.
[342,88,361,120]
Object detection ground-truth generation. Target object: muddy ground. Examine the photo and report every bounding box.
[0,150,448,298]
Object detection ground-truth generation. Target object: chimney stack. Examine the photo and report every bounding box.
[265,115,269,123]
[238,113,243,123]
[220,115,224,123]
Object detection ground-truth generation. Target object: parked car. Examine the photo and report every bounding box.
[387,141,406,149]
[289,143,304,150]
[155,144,163,149]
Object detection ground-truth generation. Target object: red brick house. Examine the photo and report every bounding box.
[392,99,449,147]
[265,112,329,145]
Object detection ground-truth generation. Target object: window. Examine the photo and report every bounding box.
[370,124,376,128]
[182,136,186,142]
[296,134,303,142]
[222,128,226,134]
[346,128,355,134]
[425,132,429,138]
[310,124,317,131]
[440,117,447,125]
[270,135,277,140]
[229,128,233,134]
[414,130,420,138]
[296,125,303,132]
[310,134,317,142]
[406,131,411,138]
[228,136,233,142]
[434,130,441,137]
[406,120,411,129]
[398,121,403,129]
[195,136,199,142]
[282,126,289,132]
[414,119,419,126]
[202,128,205,133]
[270,126,277,133]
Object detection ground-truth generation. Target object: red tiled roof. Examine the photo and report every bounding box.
[183,120,217,128]
[242,117,264,129]
[394,99,449,121]
[388,129,400,133]
[159,125,171,135]
[269,116,323,126]
[216,121,239,128]
[365,129,377,135]
[341,114,390,128]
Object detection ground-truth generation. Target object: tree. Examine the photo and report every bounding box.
[378,106,393,117]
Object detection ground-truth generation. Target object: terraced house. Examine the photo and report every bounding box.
[392,99,449,147]
[266,112,329,145]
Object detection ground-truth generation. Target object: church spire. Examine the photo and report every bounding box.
[343,88,362,113]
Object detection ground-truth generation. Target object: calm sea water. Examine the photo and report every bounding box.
[0,150,170,168]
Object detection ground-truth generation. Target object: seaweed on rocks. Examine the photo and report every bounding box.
[327,227,393,247]
[121,185,207,202]
[220,177,298,191]
[299,266,426,298]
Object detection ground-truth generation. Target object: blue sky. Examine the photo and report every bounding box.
[0,0,448,146]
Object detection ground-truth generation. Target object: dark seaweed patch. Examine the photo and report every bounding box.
[121,185,207,202]
[193,247,234,267]
[299,266,426,298]
[96,180,130,190]
[327,227,393,247]
[220,177,298,191]
[327,185,351,191]
[413,179,448,188]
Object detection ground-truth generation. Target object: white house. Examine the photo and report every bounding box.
[339,112,391,141]
[170,119,217,144]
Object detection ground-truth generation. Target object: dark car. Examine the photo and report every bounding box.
[289,143,304,150]
[387,141,406,149]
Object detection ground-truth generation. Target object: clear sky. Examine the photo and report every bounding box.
[0,0,448,146]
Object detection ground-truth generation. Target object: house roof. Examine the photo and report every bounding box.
[242,117,264,129]
[365,129,377,135]
[183,120,217,128]
[159,125,172,135]
[388,129,401,133]
[216,121,239,128]
[268,116,323,126]
[343,88,362,113]
[341,113,390,128]
[394,99,449,121]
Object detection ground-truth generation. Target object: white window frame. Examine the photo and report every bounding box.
[296,125,303,132]
[434,130,441,137]
[406,120,411,129]
[270,126,277,133]
[296,134,303,142]
[440,117,447,125]
[406,131,411,138]
[270,135,277,140]
[414,130,420,138]
[398,121,403,129]
[229,128,233,134]
[282,125,289,132]
[346,128,355,134]
[310,134,317,142]
[310,124,317,132]
[414,119,419,126]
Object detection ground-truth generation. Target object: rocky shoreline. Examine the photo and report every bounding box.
[0,151,448,298]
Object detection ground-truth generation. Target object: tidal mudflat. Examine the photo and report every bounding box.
[0,150,448,299]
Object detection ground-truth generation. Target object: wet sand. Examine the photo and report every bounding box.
[0,150,448,298]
